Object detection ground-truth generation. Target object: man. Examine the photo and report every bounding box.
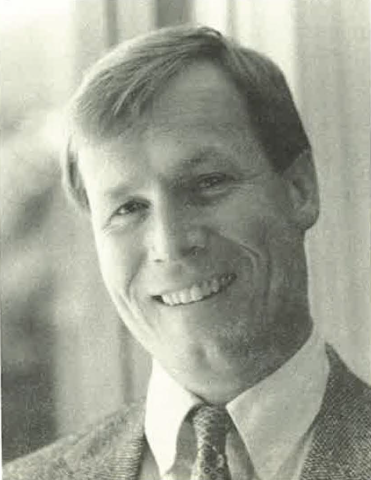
[4,25,371,480]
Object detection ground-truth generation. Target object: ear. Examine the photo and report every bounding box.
[283,148,320,231]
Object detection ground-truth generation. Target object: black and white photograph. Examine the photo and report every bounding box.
[1,1,370,479]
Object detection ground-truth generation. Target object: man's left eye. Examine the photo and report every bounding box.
[197,173,229,190]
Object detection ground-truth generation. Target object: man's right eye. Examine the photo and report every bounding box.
[112,199,149,218]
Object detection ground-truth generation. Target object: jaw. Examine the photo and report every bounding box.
[154,313,313,404]
[109,246,312,402]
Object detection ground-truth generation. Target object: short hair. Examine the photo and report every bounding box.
[63,25,311,209]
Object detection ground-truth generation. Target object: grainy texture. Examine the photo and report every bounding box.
[3,347,371,480]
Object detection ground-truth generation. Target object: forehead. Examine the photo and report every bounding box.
[146,60,250,133]
[78,61,269,190]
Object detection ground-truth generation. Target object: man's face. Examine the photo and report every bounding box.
[79,62,312,400]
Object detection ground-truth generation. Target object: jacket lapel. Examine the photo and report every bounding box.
[300,347,371,480]
[62,401,147,480]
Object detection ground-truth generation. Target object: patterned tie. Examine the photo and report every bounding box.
[190,405,233,480]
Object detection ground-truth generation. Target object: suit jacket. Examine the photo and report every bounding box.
[3,347,371,480]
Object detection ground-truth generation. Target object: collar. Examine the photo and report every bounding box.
[145,327,329,479]
[145,361,202,475]
[227,327,329,479]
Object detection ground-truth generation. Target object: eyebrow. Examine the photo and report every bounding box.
[182,147,229,168]
[100,146,230,200]
[100,183,131,202]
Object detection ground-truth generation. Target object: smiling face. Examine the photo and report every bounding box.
[78,62,316,402]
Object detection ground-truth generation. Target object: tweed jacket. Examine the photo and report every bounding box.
[3,347,371,480]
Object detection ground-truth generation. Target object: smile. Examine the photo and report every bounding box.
[155,273,236,306]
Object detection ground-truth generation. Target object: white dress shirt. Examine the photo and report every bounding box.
[140,327,329,480]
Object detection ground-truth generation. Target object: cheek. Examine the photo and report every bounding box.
[222,195,296,252]
[209,197,299,292]
[209,199,269,252]
[206,186,289,248]
[95,233,141,299]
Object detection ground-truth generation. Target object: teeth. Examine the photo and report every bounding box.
[221,275,230,285]
[162,293,174,306]
[160,274,235,306]
[200,280,209,296]
[172,292,181,305]
[211,278,219,293]
[179,290,191,304]
[190,285,204,302]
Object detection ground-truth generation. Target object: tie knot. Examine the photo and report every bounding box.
[191,405,232,453]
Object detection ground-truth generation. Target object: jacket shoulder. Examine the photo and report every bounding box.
[2,401,145,480]
[303,347,371,479]
[325,346,371,430]
[3,434,82,480]
[328,350,371,470]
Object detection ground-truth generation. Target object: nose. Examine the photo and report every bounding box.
[146,199,208,263]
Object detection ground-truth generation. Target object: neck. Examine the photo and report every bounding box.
[170,317,314,405]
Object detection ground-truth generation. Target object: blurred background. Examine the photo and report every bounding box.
[1,0,370,463]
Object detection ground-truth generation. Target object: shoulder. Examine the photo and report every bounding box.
[307,346,371,478]
[324,346,371,422]
[2,434,81,480]
[2,401,145,480]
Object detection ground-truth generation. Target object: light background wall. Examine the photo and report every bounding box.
[1,0,370,460]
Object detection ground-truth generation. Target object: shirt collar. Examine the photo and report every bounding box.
[145,327,329,479]
[227,327,329,479]
[145,361,202,475]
